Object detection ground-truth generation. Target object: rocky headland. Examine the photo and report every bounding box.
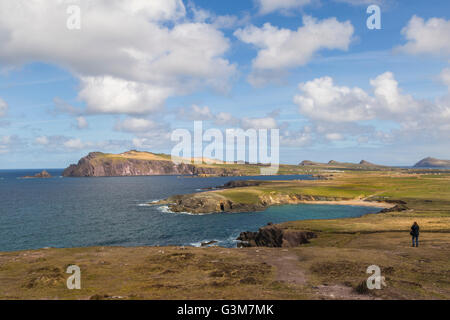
[62,151,241,177]
[414,157,450,168]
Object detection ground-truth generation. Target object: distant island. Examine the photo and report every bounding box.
[414,157,450,168]
[299,159,386,169]
[21,170,52,179]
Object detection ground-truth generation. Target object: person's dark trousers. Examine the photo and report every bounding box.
[412,235,419,247]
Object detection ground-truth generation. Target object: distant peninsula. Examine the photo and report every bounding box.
[62,151,244,177]
[414,157,450,168]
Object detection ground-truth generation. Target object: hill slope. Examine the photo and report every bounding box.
[414,157,450,168]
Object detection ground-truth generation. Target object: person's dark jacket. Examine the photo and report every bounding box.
[411,224,420,237]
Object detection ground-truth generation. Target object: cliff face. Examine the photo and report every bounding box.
[156,191,352,215]
[414,157,450,168]
[62,152,238,177]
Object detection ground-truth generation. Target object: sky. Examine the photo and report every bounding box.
[0,0,449,168]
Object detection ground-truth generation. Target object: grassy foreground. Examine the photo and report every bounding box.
[0,171,449,299]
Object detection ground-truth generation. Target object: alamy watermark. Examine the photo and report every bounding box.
[66,265,81,290]
[170,121,280,175]
[367,5,381,30]
[66,1,81,30]
[366,265,387,290]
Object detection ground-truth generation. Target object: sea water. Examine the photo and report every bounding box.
[0,170,379,251]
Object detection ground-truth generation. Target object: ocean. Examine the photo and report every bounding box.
[0,169,380,251]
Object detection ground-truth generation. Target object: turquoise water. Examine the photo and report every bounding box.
[0,170,380,251]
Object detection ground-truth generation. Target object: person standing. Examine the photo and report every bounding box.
[410,222,420,247]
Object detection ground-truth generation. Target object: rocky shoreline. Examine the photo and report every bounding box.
[152,189,396,215]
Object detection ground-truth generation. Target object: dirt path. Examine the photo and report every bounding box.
[245,248,377,300]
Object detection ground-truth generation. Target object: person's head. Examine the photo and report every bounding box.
[414,221,418,226]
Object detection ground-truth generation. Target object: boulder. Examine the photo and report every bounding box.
[237,224,317,248]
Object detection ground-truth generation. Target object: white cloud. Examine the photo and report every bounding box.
[325,133,344,141]
[34,135,132,152]
[294,71,450,145]
[0,98,8,117]
[280,129,311,147]
[241,116,278,129]
[294,72,423,123]
[0,135,23,154]
[294,76,374,122]
[76,116,89,129]
[397,16,450,56]
[441,68,450,88]
[256,0,312,15]
[0,0,236,115]
[63,138,87,150]
[35,136,50,145]
[177,105,214,121]
[115,117,159,133]
[214,112,239,126]
[234,16,354,86]
[79,76,172,114]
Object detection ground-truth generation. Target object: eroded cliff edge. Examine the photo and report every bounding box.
[62,151,240,177]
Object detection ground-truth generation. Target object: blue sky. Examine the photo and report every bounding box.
[0,0,449,168]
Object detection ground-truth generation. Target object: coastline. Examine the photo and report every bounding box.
[292,200,395,209]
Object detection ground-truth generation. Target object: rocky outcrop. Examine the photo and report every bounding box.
[22,170,52,179]
[222,180,263,189]
[299,160,322,166]
[162,193,267,214]
[155,192,351,214]
[62,152,240,177]
[237,223,317,248]
[414,157,450,168]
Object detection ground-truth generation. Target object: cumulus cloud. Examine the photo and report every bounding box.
[294,76,374,122]
[241,116,278,129]
[325,133,344,141]
[35,136,50,145]
[177,105,214,121]
[397,16,450,56]
[63,138,86,150]
[255,0,312,15]
[0,0,236,115]
[294,72,424,123]
[34,135,132,152]
[76,117,88,129]
[234,16,354,86]
[0,135,23,154]
[115,117,160,133]
[294,71,450,145]
[114,117,172,148]
[280,129,312,147]
[441,68,450,88]
[214,112,239,126]
[0,98,8,117]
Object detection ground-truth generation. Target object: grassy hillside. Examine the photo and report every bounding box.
[1,170,449,299]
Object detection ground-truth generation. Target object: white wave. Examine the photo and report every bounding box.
[157,205,207,216]
[190,239,220,247]
[157,205,172,213]
[137,203,152,207]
